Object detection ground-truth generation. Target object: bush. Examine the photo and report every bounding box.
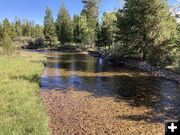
[148,55,175,68]
[0,35,15,55]
[28,37,44,46]
[14,37,32,46]
[34,37,44,45]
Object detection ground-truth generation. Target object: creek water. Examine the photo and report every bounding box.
[41,51,180,121]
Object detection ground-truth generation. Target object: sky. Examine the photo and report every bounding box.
[0,0,179,25]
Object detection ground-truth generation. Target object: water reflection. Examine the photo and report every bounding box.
[41,51,180,120]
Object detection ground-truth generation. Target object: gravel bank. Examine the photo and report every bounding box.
[40,87,164,135]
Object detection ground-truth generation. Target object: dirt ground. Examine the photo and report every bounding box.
[40,87,164,135]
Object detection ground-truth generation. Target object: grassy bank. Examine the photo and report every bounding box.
[0,51,50,135]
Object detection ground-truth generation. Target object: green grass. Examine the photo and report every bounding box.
[0,51,50,135]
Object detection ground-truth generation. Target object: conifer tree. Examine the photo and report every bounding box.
[95,21,102,49]
[81,0,102,47]
[30,20,36,38]
[11,23,17,39]
[35,24,44,38]
[22,20,31,37]
[79,15,90,46]
[15,18,22,37]
[116,0,178,67]
[43,6,56,45]
[1,18,13,54]
[101,12,117,50]
[73,15,81,43]
[56,1,73,45]
[0,23,3,41]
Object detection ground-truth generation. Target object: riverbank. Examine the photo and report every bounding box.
[40,51,170,134]
[40,87,164,135]
[38,50,180,135]
[87,51,180,84]
[102,55,180,84]
[0,52,50,135]
[23,45,180,84]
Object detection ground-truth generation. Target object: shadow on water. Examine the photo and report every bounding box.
[40,51,180,123]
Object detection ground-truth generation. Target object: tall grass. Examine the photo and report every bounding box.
[0,51,50,135]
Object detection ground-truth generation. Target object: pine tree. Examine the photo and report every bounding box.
[15,18,22,37]
[73,14,91,46]
[1,18,13,55]
[81,0,102,47]
[11,23,17,39]
[56,1,73,45]
[116,0,178,67]
[73,15,81,43]
[101,11,117,50]
[79,15,90,46]
[0,23,3,41]
[43,6,56,45]
[22,20,31,37]
[95,21,103,49]
[30,20,36,38]
[35,24,44,38]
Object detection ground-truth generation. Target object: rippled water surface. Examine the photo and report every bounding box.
[41,51,180,120]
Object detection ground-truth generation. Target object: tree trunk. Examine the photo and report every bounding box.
[112,37,115,51]
[142,51,147,60]
[50,40,52,46]
[90,43,93,48]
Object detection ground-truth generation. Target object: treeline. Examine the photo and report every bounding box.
[115,0,179,68]
[43,0,179,67]
[0,0,179,68]
[43,0,102,46]
[0,17,44,54]
[42,0,118,49]
[0,18,43,39]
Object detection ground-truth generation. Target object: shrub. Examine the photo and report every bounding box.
[35,37,44,45]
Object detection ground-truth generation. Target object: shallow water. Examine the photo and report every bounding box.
[41,51,180,120]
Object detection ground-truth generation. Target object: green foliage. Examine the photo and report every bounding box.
[116,0,178,67]
[177,25,180,49]
[43,6,56,45]
[0,0,179,68]
[101,11,117,49]
[73,14,91,47]
[35,37,44,45]
[0,23,3,41]
[34,25,44,38]
[56,1,73,45]
[81,0,102,46]
[15,18,22,37]
[3,18,11,35]
[79,15,91,45]
[22,20,31,37]
[11,23,17,39]
[28,37,44,46]
[95,12,117,51]
[95,21,103,48]
[73,15,81,43]
[30,20,36,38]
[1,18,14,55]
